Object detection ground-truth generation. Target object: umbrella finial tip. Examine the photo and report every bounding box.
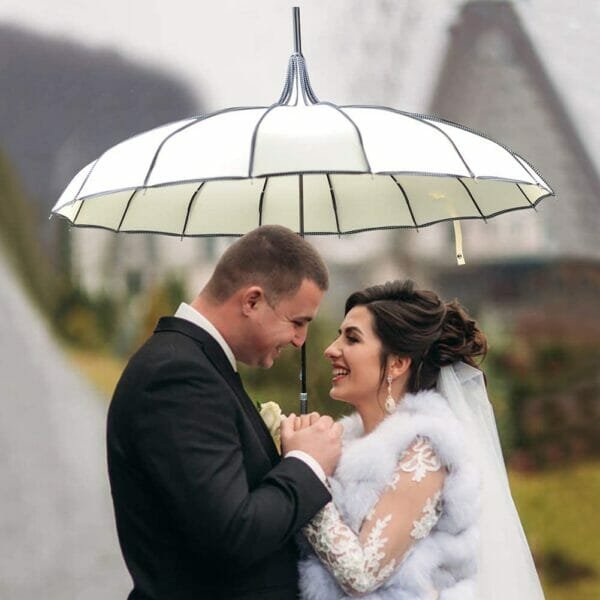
[292,7,301,54]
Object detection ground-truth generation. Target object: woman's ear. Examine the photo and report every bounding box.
[388,355,411,379]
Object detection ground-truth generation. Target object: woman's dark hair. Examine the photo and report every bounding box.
[345,280,487,393]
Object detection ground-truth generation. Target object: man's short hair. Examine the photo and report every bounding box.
[204,225,329,304]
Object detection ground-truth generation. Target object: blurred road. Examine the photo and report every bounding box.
[0,253,130,598]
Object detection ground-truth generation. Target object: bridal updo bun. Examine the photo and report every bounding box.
[345,280,487,393]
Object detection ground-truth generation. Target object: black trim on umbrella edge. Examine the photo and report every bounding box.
[342,104,554,188]
[512,153,548,188]
[61,103,553,203]
[72,198,86,224]
[143,118,205,187]
[68,107,268,200]
[298,174,305,235]
[318,103,372,172]
[143,106,271,187]
[342,105,476,179]
[56,171,552,209]
[325,173,342,235]
[390,175,419,231]
[116,189,139,231]
[456,177,487,223]
[418,113,533,184]
[181,181,206,239]
[248,104,283,176]
[258,177,269,226]
[73,159,99,202]
[53,191,552,236]
[516,183,537,211]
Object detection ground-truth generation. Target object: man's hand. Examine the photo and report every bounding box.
[280,413,343,476]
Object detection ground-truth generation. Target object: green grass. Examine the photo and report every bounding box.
[510,462,600,599]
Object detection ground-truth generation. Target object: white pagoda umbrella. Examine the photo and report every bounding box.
[52,7,553,411]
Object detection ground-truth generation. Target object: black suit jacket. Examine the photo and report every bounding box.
[107,317,330,599]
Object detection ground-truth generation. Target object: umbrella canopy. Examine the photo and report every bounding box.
[52,8,552,254]
[53,101,551,240]
[51,7,554,411]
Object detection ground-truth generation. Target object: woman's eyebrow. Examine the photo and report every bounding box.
[340,325,363,337]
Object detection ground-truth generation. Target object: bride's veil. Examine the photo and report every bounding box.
[437,362,545,599]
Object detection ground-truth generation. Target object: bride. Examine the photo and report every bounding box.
[287,280,545,599]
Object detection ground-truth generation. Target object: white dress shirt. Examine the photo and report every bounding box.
[174,303,327,484]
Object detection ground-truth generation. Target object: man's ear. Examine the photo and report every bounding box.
[388,355,411,379]
[240,286,265,316]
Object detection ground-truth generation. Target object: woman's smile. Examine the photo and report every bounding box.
[324,306,385,405]
[331,365,350,383]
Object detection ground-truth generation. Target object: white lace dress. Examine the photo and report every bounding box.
[298,390,480,600]
[303,437,445,597]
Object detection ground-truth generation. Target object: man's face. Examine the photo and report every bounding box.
[241,279,324,368]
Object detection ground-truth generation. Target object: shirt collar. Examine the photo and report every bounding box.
[174,303,237,372]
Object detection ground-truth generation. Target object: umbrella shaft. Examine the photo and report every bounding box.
[293,7,302,54]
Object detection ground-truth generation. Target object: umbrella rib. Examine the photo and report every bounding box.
[390,175,419,231]
[516,183,538,211]
[344,105,475,178]
[142,118,204,188]
[277,57,294,105]
[419,110,548,187]
[51,193,554,238]
[321,103,373,172]
[404,113,475,179]
[64,170,550,205]
[456,177,487,222]
[72,199,86,225]
[73,158,99,201]
[258,177,269,226]
[181,181,206,238]
[420,106,546,184]
[326,174,342,235]
[117,189,139,232]
[142,106,268,188]
[248,103,283,177]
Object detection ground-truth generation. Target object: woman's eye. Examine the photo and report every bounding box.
[346,336,358,344]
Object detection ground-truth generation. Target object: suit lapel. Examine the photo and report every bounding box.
[155,317,280,465]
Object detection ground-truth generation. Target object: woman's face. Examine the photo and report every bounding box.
[324,305,385,406]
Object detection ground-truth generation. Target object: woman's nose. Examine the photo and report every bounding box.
[324,339,341,358]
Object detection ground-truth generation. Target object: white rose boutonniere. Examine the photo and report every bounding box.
[258,401,284,451]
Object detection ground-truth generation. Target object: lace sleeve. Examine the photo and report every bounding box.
[303,437,446,595]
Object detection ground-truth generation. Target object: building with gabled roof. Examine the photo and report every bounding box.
[415,0,600,262]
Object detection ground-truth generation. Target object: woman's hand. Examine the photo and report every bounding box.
[280,412,343,476]
[285,411,321,431]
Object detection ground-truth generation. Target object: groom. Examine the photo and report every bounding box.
[107,225,341,600]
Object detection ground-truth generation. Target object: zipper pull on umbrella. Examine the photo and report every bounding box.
[453,220,466,265]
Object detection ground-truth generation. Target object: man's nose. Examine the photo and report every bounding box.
[292,327,307,348]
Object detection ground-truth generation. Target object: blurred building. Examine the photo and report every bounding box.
[324,0,600,274]
[419,0,600,262]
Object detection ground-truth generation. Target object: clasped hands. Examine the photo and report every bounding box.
[281,412,343,476]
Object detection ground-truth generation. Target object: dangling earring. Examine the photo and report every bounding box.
[385,375,396,414]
